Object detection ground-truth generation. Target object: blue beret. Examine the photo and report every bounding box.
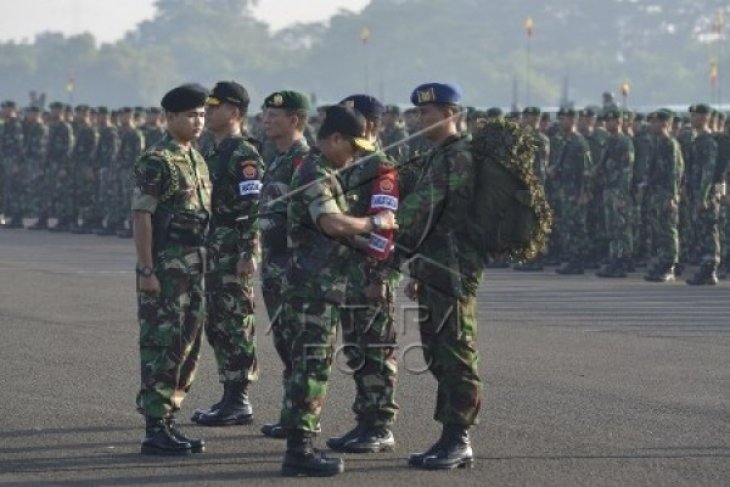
[339,94,385,120]
[410,82,462,106]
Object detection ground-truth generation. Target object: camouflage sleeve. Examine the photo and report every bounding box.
[307,170,343,226]
[699,136,719,201]
[230,142,264,259]
[620,137,635,193]
[397,148,472,246]
[131,152,167,213]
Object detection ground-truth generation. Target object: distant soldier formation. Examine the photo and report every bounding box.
[0,84,728,478]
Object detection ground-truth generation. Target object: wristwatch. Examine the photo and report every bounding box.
[370,215,383,230]
[136,265,155,278]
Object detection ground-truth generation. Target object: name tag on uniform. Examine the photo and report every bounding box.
[239,180,262,196]
[371,194,398,211]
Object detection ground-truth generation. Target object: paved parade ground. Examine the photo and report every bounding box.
[0,228,728,486]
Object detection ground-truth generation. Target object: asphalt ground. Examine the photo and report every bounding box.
[0,227,728,486]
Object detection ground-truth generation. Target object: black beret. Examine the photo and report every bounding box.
[208,81,250,111]
[97,106,109,114]
[523,106,541,115]
[120,106,133,113]
[486,107,503,118]
[161,84,208,113]
[655,109,675,122]
[317,105,374,152]
[692,103,712,115]
[339,94,385,120]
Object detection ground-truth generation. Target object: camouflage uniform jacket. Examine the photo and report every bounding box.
[645,133,683,200]
[23,121,47,164]
[131,135,212,263]
[397,132,482,297]
[285,152,350,303]
[72,123,98,165]
[341,147,400,283]
[690,131,719,203]
[96,125,119,169]
[260,138,310,257]
[597,132,634,191]
[551,131,592,199]
[47,120,74,165]
[1,117,24,161]
[202,134,264,272]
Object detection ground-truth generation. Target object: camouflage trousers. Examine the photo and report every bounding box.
[587,188,608,261]
[415,278,482,427]
[74,161,97,223]
[107,166,131,227]
[204,271,258,385]
[52,159,75,222]
[279,297,340,434]
[261,253,291,381]
[631,196,648,260]
[679,194,697,263]
[692,194,722,268]
[2,156,27,219]
[557,199,587,265]
[136,252,205,419]
[603,188,633,260]
[340,274,399,428]
[646,194,679,268]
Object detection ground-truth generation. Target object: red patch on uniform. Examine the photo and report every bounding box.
[241,161,257,179]
[379,179,394,193]
[294,158,303,169]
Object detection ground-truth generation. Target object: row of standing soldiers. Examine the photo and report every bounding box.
[451,104,728,285]
[0,101,164,235]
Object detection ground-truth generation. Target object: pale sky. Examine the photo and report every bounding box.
[0,0,371,43]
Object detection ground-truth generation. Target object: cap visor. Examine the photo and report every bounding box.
[353,137,375,152]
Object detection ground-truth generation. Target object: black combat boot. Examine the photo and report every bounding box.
[281,430,344,477]
[686,263,719,286]
[140,417,192,456]
[644,263,676,282]
[195,381,253,426]
[165,417,205,453]
[327,423,395,453]
[408,428,447,467]
[556,261,584,275]
[420,424,474,470]
[28,217,48,230]
[191,384,228,423]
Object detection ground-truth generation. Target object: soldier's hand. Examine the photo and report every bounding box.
[237,257,257,277]
[365,281,387,303]
[376,210,398,230]
[405,279,419,301]
[138,275,161,295]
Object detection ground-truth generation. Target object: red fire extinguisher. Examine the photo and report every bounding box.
[367,165,399,260]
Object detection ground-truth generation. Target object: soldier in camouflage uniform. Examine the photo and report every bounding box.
[93,107,120,235]
[643,110,683,282]
[380,104,409,163]
[258,91,312,439]
[514,106,550,271]
[549,107,592,274]
[23,106,48,228]
[43,102,75,231]
[1,101,25,228]
[132,85,211,456]
[277,105,396,477]
[396,83,481,471]
[191,82,262,427]
[686,104,722,285]
[594,109,634,278]
[142,107,166,149]
[632,112,654,265]
[116,107,145,238]
[579,107,607,266]
[70,105,99,233]
[326,94,399,454]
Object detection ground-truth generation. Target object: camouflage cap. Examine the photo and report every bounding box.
[603,108,623,120]
[691,103,712,115]
[263,90,310,111]
[557,107,577,117]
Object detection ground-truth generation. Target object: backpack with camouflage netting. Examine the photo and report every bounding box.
[468,118,553,262]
